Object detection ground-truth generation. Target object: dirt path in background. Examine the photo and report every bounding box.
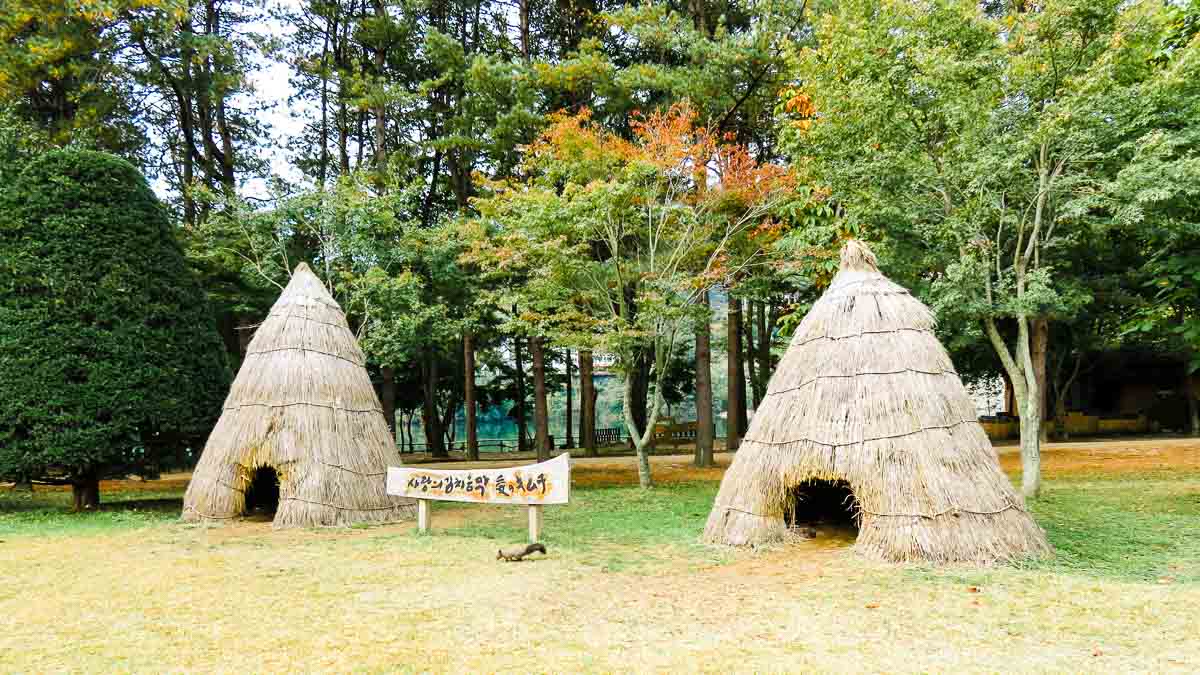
[28,435,1191,497]
[423,435,1200,484]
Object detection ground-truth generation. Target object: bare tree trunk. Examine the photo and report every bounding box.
[518,0,530,60]
[531,337,551,461]
[1016,318,1042,499]
[72,471,100,511]
[371,0,388,183]
[1031,319,1050,442]
[440,390,460,451]
[624,369,666,489]
[565,349,575,448]
[397,409,407,452]
[756,300,772,400]
[985,316,1041,498]
[1019,363,1042,498]
[689,0,707,35]
[629,352,650,448]
[745,300,758,409]
[422,357,447,457]
[317,21,331,189]
[514,335,528,453]
[464,333,478,460]
[1183,361,1199,437]
[734,299,744,437]
[381,366,396,442]
[695,290,715,467]
[726,295,743,450]
[580,349,596,456]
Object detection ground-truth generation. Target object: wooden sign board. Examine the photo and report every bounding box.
[386,453,570,542]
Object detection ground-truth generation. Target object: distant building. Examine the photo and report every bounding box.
[592,352,618,377]
[993,349,1197,435]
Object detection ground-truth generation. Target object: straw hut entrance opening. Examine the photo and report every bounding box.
[244,465,281,517]
[182,263,416,528]
[785,480,860,537]
[704,240,1051,565]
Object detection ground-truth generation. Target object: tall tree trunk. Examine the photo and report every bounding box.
[694,289,715,467]
[371,0,388,184]
[422,357,447,457]
[514,335,528,452]
[689,0,707,35]
[1031,319,1050,442]
[1183,361,1199,437]
[381,366,396,442]
[755,300,772,400]
[531,337,551,461]
[565,349,575,449]
[736,299,750,437]
[464,333,479,460]
[72,471,100,511]
[629,352,651,449]
[1019,337,1042,499]
[623,343,671,488]
[986,316,1041,498]
[580,349,596,457]
[726,295,743,450]
[518,0,531,60]
[440,390,460,450]
[745,300,758,409]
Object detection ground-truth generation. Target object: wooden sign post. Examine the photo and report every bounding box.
[386,453,570,542]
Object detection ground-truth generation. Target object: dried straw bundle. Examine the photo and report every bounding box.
[182,263,415,527]
[704,241,1050,564]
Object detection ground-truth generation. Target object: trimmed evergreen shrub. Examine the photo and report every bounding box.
[0,149,230,508]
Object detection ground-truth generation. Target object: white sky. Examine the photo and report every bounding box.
[242,0,305,198]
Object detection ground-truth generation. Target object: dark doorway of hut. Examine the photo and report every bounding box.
[244,466,280,520]
[785,480,860,546]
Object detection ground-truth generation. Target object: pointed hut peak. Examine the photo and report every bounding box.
[282,262,334,302]
[839,239,880,273]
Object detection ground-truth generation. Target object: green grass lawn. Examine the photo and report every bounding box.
[1,468,1197,671]
[5,471,1197,581]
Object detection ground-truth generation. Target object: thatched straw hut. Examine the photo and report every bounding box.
[704,241,1050,564]
[183,263,415,527]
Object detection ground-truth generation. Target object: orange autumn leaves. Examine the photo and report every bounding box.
[781,88,817,131]
[528,102,795,237]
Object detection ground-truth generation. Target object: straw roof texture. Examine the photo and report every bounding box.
[182,263,415,527]
[704,241,1050,564]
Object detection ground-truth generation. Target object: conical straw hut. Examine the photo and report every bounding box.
[183,263,416,527]
[704,241,1050,564]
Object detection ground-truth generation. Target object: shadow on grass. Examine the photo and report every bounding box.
[0,489,185,537]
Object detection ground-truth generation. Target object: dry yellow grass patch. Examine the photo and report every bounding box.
[3,440,1199,672]
[2,516,1197,673]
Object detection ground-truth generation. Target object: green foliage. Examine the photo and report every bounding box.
[0,0,166,155]
[0,149,230,485]
[0,105,51,185]
[1101,1,1200,370]
[785,0,1195,388]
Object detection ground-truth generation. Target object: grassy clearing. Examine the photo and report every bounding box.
[0,487,182,538]
[1029,473,1200,582]
[4,470,1195,581]
[1,458,1198,672]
